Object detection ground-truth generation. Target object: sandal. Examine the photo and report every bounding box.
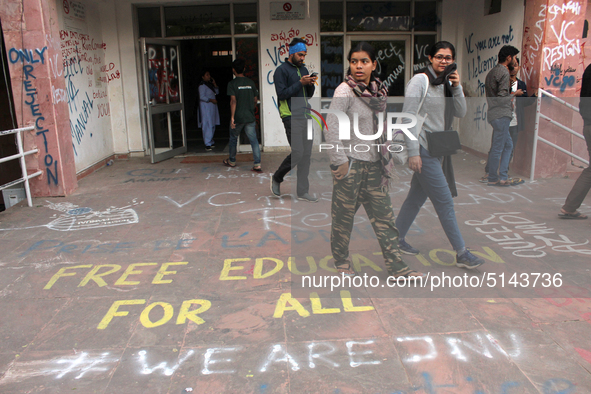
[479,175,489,183]
[390,270,427,282]
[334,261,356,276]
[223,159,236,167]
[251,166,263,173]
[509,177,525,185]
[488,181,510,187]
[558,211,588,220]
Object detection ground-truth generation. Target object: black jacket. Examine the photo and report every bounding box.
[515,78,536,132]
[580,64,591,125]
[274,59,315,119]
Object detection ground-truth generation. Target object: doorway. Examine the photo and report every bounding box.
[182,38,233,153]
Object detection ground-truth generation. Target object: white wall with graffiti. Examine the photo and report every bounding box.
[259,0,321,148]
[55,0,123,173]
[442,0,525,154]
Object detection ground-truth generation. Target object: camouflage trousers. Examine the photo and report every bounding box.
[330,159,411,276]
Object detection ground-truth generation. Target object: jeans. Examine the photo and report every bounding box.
[488,117,513,183]
[395,146,465,252]
[562,124,591,212]
[485,125,519,173]
[229,122,261,165]
[273,117,313,197]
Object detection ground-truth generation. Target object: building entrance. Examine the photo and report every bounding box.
[182,38,233,153]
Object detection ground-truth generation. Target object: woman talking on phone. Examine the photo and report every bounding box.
[324,42,425,280]
[395,41,485,269]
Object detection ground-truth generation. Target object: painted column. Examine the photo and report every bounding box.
[517,0,588,178]
[1,0,77,196]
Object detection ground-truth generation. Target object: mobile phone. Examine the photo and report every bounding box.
[310,72,318,77]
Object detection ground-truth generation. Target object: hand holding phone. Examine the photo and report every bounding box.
[310,72,318,77]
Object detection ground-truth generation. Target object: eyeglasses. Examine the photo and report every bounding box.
[433,55,454,62]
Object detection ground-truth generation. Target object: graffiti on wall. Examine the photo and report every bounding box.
[58,29,117,158]
[146,45,180,104]
[464,25,516,92]
[8,46,59,186]
[265,28,318,109]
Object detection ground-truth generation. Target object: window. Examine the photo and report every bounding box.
[234,3,258,34]
[485,0,501,15]
[164,5,231,37]
[414,1,438,31]
[413,35,436,74]
[138,7,162,38]
[320,1,343,32]
[320,36,344,97]
[347,2,411,32]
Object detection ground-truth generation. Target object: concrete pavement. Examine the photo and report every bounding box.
[0,150,590,393]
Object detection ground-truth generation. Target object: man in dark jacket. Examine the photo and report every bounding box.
[270,37,318,202]
[559,63,591,219]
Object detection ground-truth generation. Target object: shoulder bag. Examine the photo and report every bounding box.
[392,73,429,165]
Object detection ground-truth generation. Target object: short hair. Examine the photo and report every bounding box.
[429,41,456,59]
[289,37,307,48]
[498,45,520,63]
[232,58,246,74]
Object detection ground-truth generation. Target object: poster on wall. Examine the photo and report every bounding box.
[62,0,86,32]
[270,2,306,20]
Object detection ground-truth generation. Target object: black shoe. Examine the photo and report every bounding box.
[456,249,485,269]
[398,239,420,255]
[270,177,281,196]
[205,146,213,152]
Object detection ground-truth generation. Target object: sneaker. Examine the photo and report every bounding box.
[479,175,488,183]
[210,144,216,149]
[297,193,318,202]
[270,177,281,197]
[205,146,213,151]
[456,249,485,269]
[398,239,420,255]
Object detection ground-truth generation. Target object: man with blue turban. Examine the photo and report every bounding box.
[270,37,318,202]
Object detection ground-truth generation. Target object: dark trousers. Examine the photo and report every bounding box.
[273,117,312,197]
[563,124,591,212]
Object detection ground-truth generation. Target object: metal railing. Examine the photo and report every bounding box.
[0,126,43,207]
[530,88,588,181]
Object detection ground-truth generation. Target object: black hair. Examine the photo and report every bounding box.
[498,45,520,63]
[200,70,210,78]
[289,37,307,47]
[429,41,456,59]
[346,41,378,81]
[232,58,246,74]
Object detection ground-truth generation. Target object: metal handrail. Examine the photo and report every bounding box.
[0,125,42,207]
[530,88,588,182]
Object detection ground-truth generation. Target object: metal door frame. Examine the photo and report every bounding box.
[141,38,187,163]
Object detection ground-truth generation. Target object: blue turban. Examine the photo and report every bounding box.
[289,42,307,55]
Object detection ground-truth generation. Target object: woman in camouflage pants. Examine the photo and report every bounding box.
[324,42,426,280]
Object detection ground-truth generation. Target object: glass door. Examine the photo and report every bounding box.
[141,38,187,163]
[347,36,410,97]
